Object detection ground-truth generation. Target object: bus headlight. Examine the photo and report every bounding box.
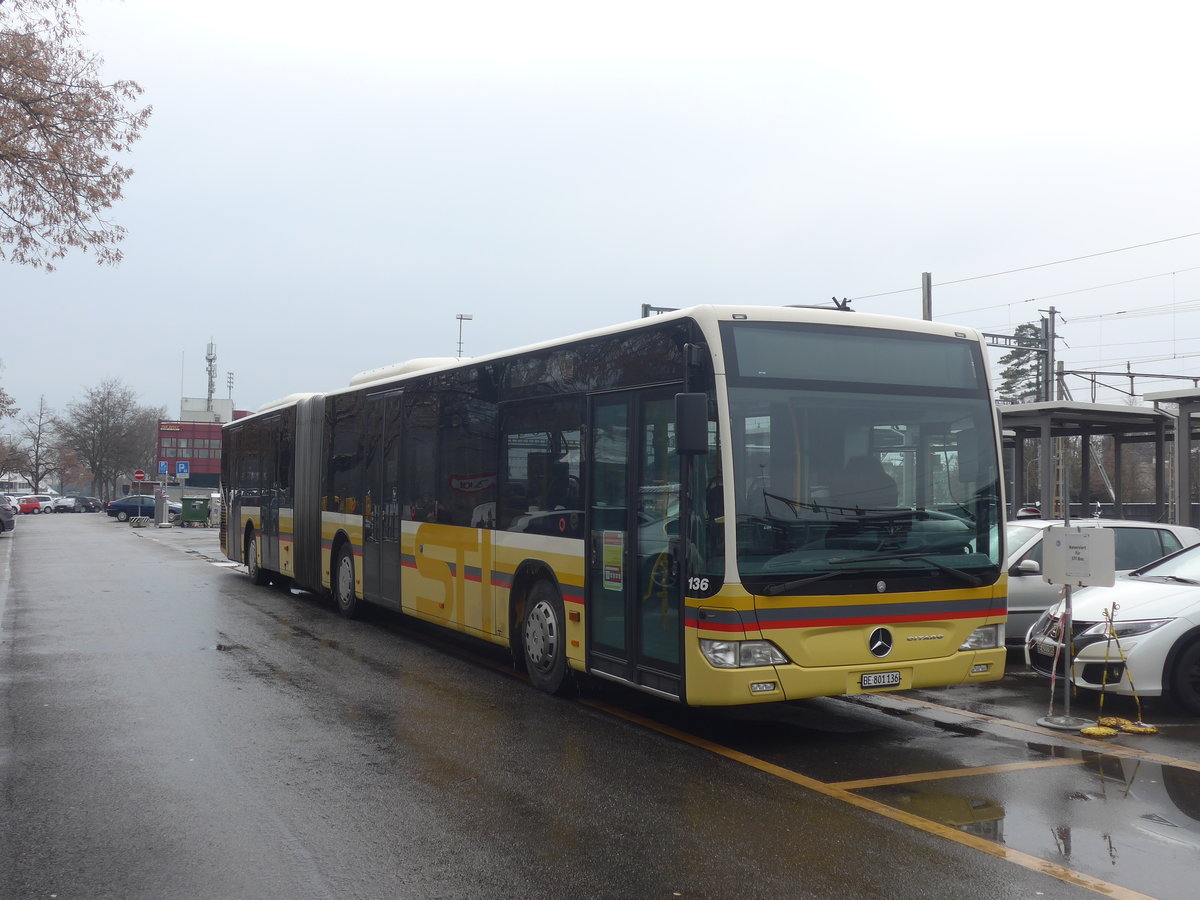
[959,624,1003,651]
[700,639,789,668]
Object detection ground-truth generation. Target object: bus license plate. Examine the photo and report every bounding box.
[861,671,901,689]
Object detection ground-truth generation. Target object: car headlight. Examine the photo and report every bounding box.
[699,639,789,668]
[1081,619,1172,639]
[959,624,1003,651]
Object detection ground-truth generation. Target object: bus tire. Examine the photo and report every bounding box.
[334,543,360,619]
[246,531,270,586]
[521,580,570,695]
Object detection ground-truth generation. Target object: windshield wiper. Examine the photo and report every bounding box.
[1156,574,1200,585]
[761,570,846,596]
[761,553,985,596]
[827,553,985,587]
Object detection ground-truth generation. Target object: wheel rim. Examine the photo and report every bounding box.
[337,553,354,608]
[524,598,560,673]
[247,537,258,579]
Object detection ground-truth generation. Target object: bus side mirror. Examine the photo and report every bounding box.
[675,393,709,456]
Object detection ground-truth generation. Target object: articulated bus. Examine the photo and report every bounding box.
[221,305,1007,706]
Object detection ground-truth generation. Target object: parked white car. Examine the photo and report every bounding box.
[1026,541,1200,714]
[1005,518,1200,643]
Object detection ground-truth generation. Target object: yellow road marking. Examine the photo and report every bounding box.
[831,757,1086,790]
[224,568,1177,898]
[582,698,1158,900]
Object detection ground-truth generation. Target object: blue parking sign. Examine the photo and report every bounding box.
[176,461,190,476]
[158,461,168,474]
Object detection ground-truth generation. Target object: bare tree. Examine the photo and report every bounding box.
[0,0,152,269]
[0,357,16,419]
[0,433,26,478]
[56,377,160,498]
[0,383,14,420]
[0,360,17,477]
[13,394,57,490]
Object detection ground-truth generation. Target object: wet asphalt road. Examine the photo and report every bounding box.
[2,513,1196,899]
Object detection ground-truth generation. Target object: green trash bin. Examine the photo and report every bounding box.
[181,497,210,527]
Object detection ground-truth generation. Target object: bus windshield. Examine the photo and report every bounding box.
[722,322,1002,592]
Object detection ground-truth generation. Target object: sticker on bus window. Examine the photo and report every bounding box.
[603,531,624,590]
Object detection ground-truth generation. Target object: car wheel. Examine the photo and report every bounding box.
[116,510,129,522]
[1169,641,1200,716]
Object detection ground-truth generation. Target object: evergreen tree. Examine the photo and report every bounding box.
[997,322,1043,402]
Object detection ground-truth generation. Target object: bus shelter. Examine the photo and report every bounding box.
[998,401,1173,522]
[1145,389,1200,528]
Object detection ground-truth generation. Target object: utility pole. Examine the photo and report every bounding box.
[921,272,932,321]
[1038,306,1058,401]
[456,314,473,358]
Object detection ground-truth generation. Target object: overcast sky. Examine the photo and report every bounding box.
[5,0,1200,421]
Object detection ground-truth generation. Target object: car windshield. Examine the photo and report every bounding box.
[1138,544,1200,581]
[721,321,1003,593]
[1006,524,1040,551]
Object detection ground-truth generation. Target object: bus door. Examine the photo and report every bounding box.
[587,390,682,697]
[258,415,282,572]
[363,390,404,607]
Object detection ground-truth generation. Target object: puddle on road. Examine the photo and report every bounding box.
[857,753,1200,899]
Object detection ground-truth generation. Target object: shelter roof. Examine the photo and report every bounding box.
[998,400,1169,439]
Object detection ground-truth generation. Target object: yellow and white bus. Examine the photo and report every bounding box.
[221,305,1006,705]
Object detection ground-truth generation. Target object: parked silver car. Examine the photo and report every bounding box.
[1005,517,1200,643]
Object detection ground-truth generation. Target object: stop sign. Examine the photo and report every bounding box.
[133,470,146,481]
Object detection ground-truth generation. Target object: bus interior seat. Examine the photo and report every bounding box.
[835,456,897,508]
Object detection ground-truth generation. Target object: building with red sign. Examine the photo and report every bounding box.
[156,399,250,490]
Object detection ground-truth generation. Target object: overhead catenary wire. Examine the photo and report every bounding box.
[946,266,1200,318]
[850,230,1200,303]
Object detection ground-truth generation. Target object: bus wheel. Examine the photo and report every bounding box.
[334,544,360,618]
[247,532,270,586]
[522,580,570,695]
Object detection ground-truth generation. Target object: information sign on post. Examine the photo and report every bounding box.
[1042,526,1116,587]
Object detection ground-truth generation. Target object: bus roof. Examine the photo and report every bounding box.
[233,304,986,417]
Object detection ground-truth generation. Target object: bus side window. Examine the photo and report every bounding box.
[401,392,440,522]
[500,398,584,533]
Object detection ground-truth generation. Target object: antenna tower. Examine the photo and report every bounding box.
[206,341,217,412]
